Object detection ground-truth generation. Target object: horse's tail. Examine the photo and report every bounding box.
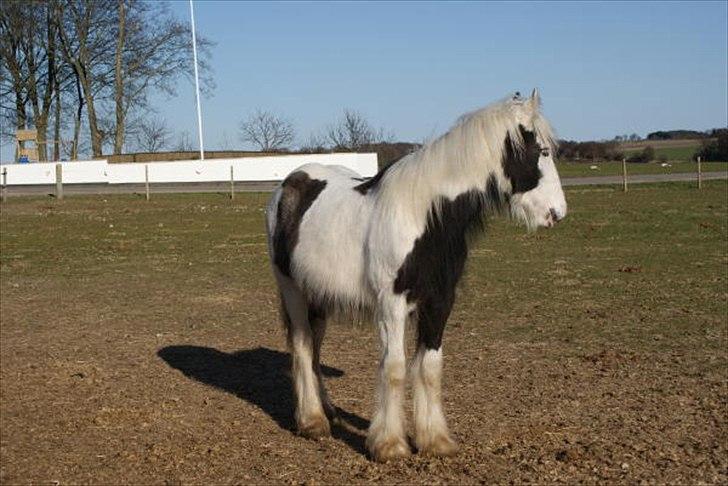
[264,184,283,260]
[278,291,294,340]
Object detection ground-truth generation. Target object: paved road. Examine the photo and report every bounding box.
[2,171,725,197]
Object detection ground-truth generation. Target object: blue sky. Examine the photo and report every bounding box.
[162,0,726,150]
[4,0,727,159]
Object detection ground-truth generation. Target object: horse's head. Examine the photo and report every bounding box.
[500,89,567,230]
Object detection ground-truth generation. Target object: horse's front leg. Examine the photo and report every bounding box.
[412,299,458,456]
[366,293,411,462]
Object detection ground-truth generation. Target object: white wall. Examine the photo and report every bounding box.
[1,153,378,186]
[2,162,57,185]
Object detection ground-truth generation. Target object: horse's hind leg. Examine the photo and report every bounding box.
[278,278,330,439]
[309,304,338,423]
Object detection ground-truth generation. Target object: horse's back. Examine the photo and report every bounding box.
[286,162,362,183]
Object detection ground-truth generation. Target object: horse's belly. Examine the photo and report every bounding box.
[293,244,370,305]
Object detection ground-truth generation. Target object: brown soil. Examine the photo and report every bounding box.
[2,309,725,485]
[1,190,726,484]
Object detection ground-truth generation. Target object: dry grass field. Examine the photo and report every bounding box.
[620,138,705,151]
[1,181,726,484]
[619,138,712,163]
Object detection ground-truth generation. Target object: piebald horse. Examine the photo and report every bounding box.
[265,90,566,461]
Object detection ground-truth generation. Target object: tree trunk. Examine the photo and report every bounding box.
[113,0,126,154]
[45,5,59,161]
[53,77,61,161]
[60,1,102,158]
[72,108,82,160]
[71,69,84,160]
[85,90,102,157]
[20,3,57,162]
[14,85,27,162]
[36,119,48,161]
[25,39,47,161]
[74,60,102,157]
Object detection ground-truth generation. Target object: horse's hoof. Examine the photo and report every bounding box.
[417,433,459,457]
[367,436,411,462]
[298,415,330,439]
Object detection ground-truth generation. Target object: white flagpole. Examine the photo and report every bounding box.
[189,0,205,161]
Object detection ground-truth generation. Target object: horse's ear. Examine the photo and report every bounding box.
[530,88,541,108]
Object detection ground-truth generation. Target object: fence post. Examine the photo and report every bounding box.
[230,165,234,200]
[697,156,702,189]
[1,167,7,203]
[622,158,627,192]
[145,164,150,201]
[55,163,63,200]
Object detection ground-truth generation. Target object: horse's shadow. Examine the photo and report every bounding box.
[157,345,369,454]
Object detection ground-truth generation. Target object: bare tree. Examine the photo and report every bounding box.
[56,0,214,157]
[55,0,117,158]
[111,1,214,154]
[0,0,66,161]
[135,117,169,153]
[0,2,30,153]
[2,0,213,160]
[239,109,295,152]
[174,130,193,151]
[300,132,329,153]
[112,0,126,154]
[97,115,117,152]
[219,129,233,150]
[326,109,392,151]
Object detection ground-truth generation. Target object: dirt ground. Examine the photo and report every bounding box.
[1,183,726,484]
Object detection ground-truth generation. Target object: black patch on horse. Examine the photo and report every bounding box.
[503,124,542,194]
[273,171,327,277]
[353,162,396,195]
[393,179,505,350]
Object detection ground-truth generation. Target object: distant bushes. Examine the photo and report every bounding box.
[627,146,655,163]
[361,142,421,167]
[557,140,674,164]
[647,130,710,141]
[694,129,728,162]
[557,140,624,162]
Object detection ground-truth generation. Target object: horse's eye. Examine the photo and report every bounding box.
[540,149,550,157]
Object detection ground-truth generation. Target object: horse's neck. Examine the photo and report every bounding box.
[381,128,500,223]
[378,147,489,262]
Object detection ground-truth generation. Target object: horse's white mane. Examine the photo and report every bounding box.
[452,95,557,158]
[376,94,557,220]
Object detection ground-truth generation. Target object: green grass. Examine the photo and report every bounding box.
[1,181,726,357]
[556,160,727,178]
[457,180,727,353]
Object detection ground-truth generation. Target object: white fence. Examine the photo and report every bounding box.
[1,153,378,186]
